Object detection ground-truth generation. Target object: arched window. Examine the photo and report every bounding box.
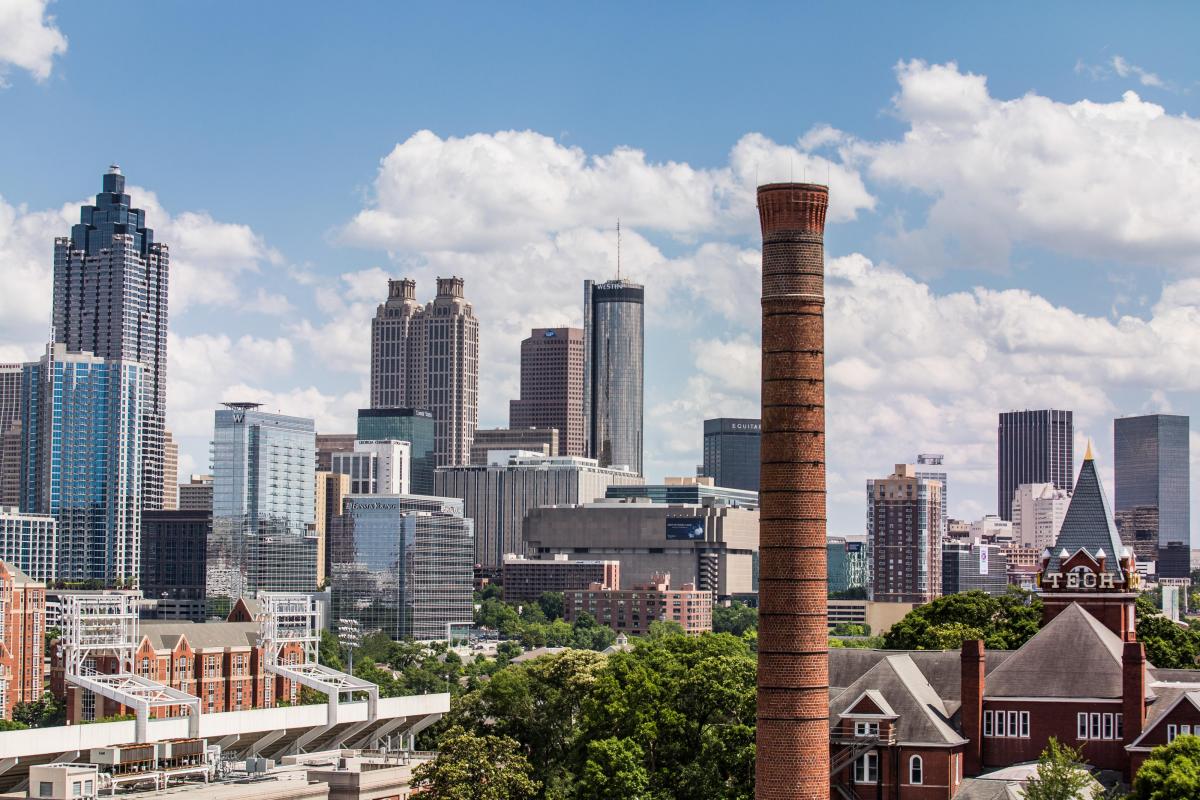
[910,755,923,785]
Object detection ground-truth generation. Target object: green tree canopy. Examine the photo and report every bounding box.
[882,588,1042,650]
[1136,595,1200,669]
[575,737,650,800]
[1134,734,1200,800]
[412,725,540,800]
[712,601,757,637]
[1023,738,1096,800]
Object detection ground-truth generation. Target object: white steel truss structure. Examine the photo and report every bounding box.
[258,592,378,727]
[60,594,200,742]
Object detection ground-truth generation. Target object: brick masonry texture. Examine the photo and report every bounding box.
[756,182,830,800]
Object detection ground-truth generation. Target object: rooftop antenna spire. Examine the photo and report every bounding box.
[616,218,621,281]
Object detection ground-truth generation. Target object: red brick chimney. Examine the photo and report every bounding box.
[961,639,985,776]
[1123,640,1147,745]
[756,183,829,800]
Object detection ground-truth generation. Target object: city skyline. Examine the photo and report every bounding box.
[2,5,1200,541]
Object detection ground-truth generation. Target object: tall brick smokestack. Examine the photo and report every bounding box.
[756,183,829,800]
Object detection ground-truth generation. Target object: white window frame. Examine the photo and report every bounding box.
[854,720,880,737]
[1184,724,1193,737]
[854,752,879,784]
[955,753,962,784]
[984,710,993,736]
[1169,724,1178,743]
[1008,710,1019,737]
[1020,710,1030,738]
[909,755,923,785]
[1103,713,1114,740]
[1117,713,1124,739]
[1078,713,1089,740]
[1090,713,1102,740]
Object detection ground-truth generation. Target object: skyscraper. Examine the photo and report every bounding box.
[701,418,761,491]
[583,279,644,474]
[509,327,585,456]
[997,409,1074,521]
[331,439,411,495]
[1115,414,1190,573]
[332,494,474,641]
[53,166,169,511]
[369,277,479,467]
[207,403,316,612]
[162,429,179,510]
[357,408,436,495]
[22,345,144,585]
[867,464,944,604]
[0,365,23,509]
[915,453,948,539]
[1011,482,1070,551]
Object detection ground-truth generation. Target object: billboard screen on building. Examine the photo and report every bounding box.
[666,517,706,541]
[846,542,863,553]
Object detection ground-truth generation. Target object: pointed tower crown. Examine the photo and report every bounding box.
[1045,454,1125,576]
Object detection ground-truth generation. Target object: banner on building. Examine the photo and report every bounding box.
[979,546,989,576]
[666,517,706,541]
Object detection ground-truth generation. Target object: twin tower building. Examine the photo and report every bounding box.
[370,274,645,476]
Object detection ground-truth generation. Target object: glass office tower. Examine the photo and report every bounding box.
[702,418,761,491]
[997,409,1074,520]
[207,403,316,613]
[583,278,644,475]
[53,166,169,511]
[332,495,474,641]
[1115,414,1190,574]
[357,408,435,495]
[22,345,144,585]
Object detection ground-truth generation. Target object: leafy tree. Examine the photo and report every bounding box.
[1134,734,1200,800]
[1023,738,1095,800]
[829,623,870,637]
[412,725,540,800]
[883,589,1041,650]
[1136,594,1200,669]
[0,719,29,731]
[576,737,650,799]
[477,583,504,603]
[318,629,344,670]
[12,693,65,728]
[712,601,757,636]
[497,640,523,662]
[570,612,616,651]
[648,620,685,638]
[537,591,565,621]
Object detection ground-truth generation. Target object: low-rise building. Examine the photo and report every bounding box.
[564,573,711,635]
[604,476,758,509]
[501,554,620,602]
[177,475,214,513]
[0,561,46,719]
[470,428,559,464]
[942,543,1009,596]
[524,498,758,601]
[826,600,913,635]
[435,452,641,567]
[50,615,305,723]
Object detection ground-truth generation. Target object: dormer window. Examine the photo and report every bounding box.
[854,721,879,737]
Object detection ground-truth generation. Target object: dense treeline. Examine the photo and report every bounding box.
[419,631,757,800]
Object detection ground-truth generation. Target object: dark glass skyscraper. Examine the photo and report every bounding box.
[702,418,761,491]
[1114,414,1190,571]
[583,278,644,475]
[53,166,169,511]
[997,409,1074,520]
[357,408,436,495]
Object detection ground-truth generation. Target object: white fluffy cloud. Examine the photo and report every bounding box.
[341,129,874,253]
[0,0,67,85]
[839,60,1200,270]
[0,184,287,363]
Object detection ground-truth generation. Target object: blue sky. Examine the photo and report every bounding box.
[2,1,1199,541]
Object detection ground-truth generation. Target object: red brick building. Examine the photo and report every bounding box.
[564,573,711,635]
[830,451,1200,798]
[501,555,620,602]
[0,561,46,719]
[51,608,304,723]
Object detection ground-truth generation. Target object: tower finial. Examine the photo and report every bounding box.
[1084,438,1094,461]
[616,218,621,281]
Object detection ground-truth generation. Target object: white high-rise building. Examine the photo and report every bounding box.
[332,439,411,496]
[1011,482,1071,551]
